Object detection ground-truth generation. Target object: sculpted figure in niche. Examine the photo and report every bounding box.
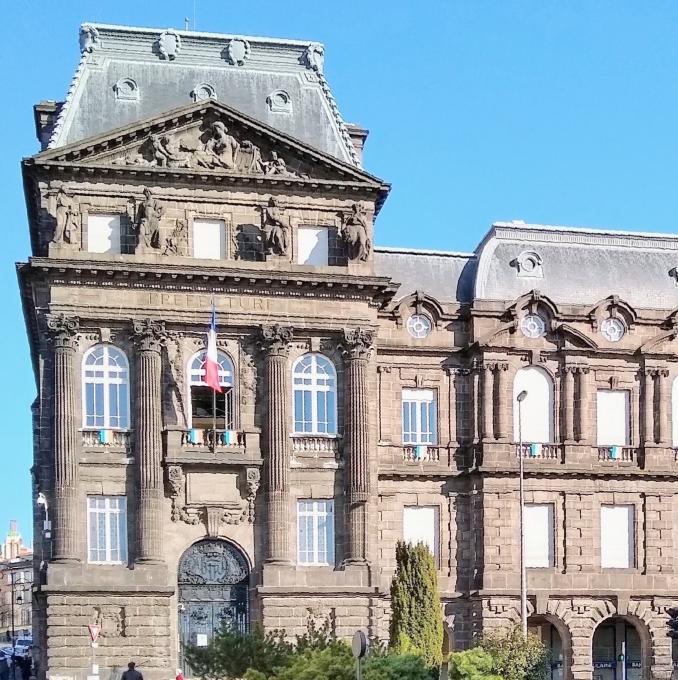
[340,203,371,262]
[164,219,187,255]
[52,189,78,245]
[136,188,163,251]
[264,151,293,177]
[195,121,239,170]
[260,197,290,256]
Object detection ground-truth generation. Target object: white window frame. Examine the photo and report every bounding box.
[524,503,555,568]
[596,389,630,446]
[186,349,235,429]
[600,504,635,569]
[87,496,128,564]
[292,354,337,435]
[513,366,554,443]
[82,344,130,430]
[192,218,225,260]
[297,226,329,265]
[403,505,440,565]
[402,389,438,444]
[297,499,335,566]
[87,214,121,254]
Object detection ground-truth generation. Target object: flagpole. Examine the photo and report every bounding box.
[212,386,217,451]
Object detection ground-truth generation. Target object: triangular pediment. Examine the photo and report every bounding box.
[31,100,388,192]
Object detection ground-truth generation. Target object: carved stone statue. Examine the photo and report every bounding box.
[149,133,193,169]
[340,203,371,262]
[52,189,78,245]
[260,197,290,256]
[195,121,239,170]
[236,140,265,174]
[264,151,293,177]
[163,219,187,255]
[136,188,163,251]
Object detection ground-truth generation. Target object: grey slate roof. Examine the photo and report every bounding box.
[474,221,678,310]
[48,23,358,165]
[374,247,477,304]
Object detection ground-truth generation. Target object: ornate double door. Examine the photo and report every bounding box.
[178,540,250,672]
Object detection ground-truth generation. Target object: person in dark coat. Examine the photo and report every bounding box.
[121,662,143,680]
[0,654,10,680]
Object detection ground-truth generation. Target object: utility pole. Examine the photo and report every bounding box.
[516,390,528,636]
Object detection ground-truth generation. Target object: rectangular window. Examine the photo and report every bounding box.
[193,219,225,259]
[297,227,329,265]
[297,500,334,565]
[600,504,635,568]
[403,505,440,563]
[87,214,121,254]
[524,504,555,568]
[402,389,437,444]
[87,496,128,563]
[596,390,630,446]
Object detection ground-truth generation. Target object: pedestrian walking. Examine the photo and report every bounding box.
[121,662,143,680]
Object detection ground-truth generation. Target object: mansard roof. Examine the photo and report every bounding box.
[473,221,678,311]
[45,23,359,165]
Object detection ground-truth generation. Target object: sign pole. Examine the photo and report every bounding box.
[87,624,101,680]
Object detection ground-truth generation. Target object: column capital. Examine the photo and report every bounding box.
[46,314,80,350]
[341,327,374,361]
[132,318,167,352]
[259,324,293,357]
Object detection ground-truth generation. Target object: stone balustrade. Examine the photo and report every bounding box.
[291,435,340,456]
[81,428,131,450]
[515,442,562,460]
[597,446,637,463]
[402,445,440,462]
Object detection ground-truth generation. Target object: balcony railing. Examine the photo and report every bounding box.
[291,435,340,456]
[81,428,130,451]
[515,442,561,460]
[402,445,440,463]
[181,429,246,448]
[598,446,637,462]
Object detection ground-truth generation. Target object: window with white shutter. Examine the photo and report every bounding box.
[513,367,554,443]
[403,506,439,563]
[524,504,554,568]
[192,219,225,259]
[297,227,329,265]
[600,504,635,568]
[596,390,630,446]
[87,214,121,254]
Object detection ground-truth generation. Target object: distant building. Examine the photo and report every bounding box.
[0,523,33,642]
[18,20,678,680]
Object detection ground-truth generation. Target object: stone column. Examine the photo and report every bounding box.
[576,367,591,443]
[132,319,166,564]
[643,368,656,445]
[259,324,293,563]
[494,362,509,440]
[342,327,374,564]
[562,366,575,442]
[658,369,670,445]
[47,314,80,562]
[480,363,494,441]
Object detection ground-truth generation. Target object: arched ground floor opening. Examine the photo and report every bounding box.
[528,615,568,680]
[178,539,251,674]
[593,617,645,680]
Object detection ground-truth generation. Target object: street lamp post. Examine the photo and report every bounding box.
[516,389,528,637]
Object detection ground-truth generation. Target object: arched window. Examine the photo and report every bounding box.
[513,366,554,443]
[293,354,337,435]
[672,377,678,447]
[83,345,130,429]
[188,350,235,430]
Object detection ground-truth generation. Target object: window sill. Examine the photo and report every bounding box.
[86,561,128,566]
[297,563,335,568]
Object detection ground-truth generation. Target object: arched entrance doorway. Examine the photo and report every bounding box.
[178,540,250,670]
[528,616,567,680]
[592,617,645,680]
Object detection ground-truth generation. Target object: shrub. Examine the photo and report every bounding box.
[479,627,549,680]
[448,648,502,680]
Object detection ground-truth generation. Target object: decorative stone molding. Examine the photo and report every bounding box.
[157,30,181,60]
[511,250,543,278]
[132,319,167,353]
[114,78,139,101]
[259,324,293,357]
[588,294,637,331]
[341,327,375,361]
[79,25,100,53]
[191,83,216,102]
[225,38,251,66]
[46,314,80,349]
[266,90,292,114]
[303,43,325,72]
[92,605,126,637]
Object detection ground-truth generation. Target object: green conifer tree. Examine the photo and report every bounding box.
[388,540,444,668]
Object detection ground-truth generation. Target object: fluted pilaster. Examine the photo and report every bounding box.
[480,364,494,441]
[259,324,293,563]
[576,366,591,443]
[48,314,80,562]
[658,369,670,444]
[643,368,657,445]
[562,366,575,442]
[342,327,374,564]
[494,362,509,440]
[133,319,166,563]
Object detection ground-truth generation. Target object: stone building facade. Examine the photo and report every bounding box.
[18,22,678,680]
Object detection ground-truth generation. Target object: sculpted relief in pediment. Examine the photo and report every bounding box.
[111,120,303,178]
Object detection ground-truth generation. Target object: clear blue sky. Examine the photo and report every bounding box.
[2,1,678,543]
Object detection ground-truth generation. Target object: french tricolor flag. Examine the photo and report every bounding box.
[204,302,222,393]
